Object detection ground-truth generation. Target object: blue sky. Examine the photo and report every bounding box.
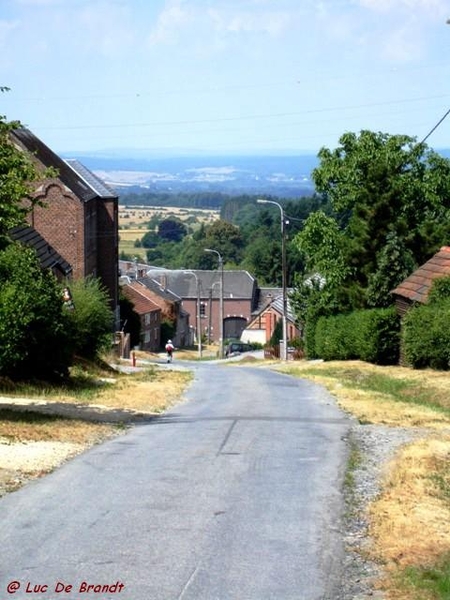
[1,0,450,155]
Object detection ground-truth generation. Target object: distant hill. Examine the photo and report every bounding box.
[61,152,319,198]
[62,148,450,199]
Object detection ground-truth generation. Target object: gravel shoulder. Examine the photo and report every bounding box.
[339,421,433,600]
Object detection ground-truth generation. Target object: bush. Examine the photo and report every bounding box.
[0,244,73,380]
[314,307,400,365]
[402,299,450,370]
[65,277,114,360]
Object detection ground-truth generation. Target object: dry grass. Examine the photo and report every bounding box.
[370,438,450,600]
[0,410,114,444]
[0,366,193,442]
[282,360,450,429]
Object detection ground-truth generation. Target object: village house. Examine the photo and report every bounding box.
[121,281,161,352]
[10,128,119,325]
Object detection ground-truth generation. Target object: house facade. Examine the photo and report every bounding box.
[10,128,119,324]
[139,275,190,348]
[242,293,301,345]
[121,281,161,352]
[148,270,259,343]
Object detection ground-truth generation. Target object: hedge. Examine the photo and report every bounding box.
[402,299,450,370]
[314,307,400,365]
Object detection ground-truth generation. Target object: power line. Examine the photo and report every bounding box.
[35,93,450,132]
[419,107,450,145]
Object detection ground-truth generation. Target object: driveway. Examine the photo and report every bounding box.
[0,363,350,600]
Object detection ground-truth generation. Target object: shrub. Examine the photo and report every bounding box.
[314,307,400,365]
[402,299,450,370]
[0,244,73,380]
[65,277,114,360]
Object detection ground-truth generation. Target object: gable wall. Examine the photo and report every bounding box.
[27,180,85,280]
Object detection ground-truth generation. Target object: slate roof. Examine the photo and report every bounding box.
[65,159,117,198]
[146,269,257,300]
[139,276,182,303]
[391,246,450,304]
[10,128,116,202]
[9,224,72,276]
[121,282,161,316]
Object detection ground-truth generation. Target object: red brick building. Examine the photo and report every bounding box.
[121,281,161,352]
[10,128,119,322]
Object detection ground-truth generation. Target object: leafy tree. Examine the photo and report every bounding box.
[298,130,450,309]
[65,277,114,360]
[203,220,244,266]
[0,244,73,380]
[158,217,187,242]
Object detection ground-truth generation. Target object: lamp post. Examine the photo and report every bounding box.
[257,199,288,361]
[204,248,224,359]
[183,270,202,359]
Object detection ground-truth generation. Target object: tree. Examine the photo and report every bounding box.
[0,116,43,247]
[203,220,244,266]
[0,244,73,380]
[158,218,187,243]
[299,130,450,309]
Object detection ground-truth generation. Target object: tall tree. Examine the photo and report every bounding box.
[297,130,450,309]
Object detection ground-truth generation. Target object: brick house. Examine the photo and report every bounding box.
[149,270,258,343]
[139,275,190,348]
[242,289,301,345]
[121,281,161,352]
[10,128,119,323]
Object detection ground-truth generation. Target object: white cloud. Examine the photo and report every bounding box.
[146,0,191,46]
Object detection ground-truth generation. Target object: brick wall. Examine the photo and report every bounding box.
[28,180,84,279]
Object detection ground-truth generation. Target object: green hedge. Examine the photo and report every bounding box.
[314,307,400,365]
[402,299,450,370]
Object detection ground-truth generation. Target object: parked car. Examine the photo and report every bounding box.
[225,341,253,357]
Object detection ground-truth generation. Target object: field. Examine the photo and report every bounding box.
[119,205,219,259]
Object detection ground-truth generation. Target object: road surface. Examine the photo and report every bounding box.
[1,363,350,600]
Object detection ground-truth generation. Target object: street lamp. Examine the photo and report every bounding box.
[257,199,288,361]
[204,248,224,359]
[183,271,202,359]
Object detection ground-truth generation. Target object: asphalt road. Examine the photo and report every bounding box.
[1,363,350,600]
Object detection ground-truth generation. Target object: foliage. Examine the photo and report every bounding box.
[402,299,450,370]
[268,318,283,347]
[160,318,176,349]
[428,275,450,304]
[315,307,400,365]
[0,244,73,380]
[298,130,450,311]
[64,277,114,360]
[366,231,416,307]
[158,217,187,243]
[0,116,42,246]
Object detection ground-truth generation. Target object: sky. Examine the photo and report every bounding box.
[1,0,450,156]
